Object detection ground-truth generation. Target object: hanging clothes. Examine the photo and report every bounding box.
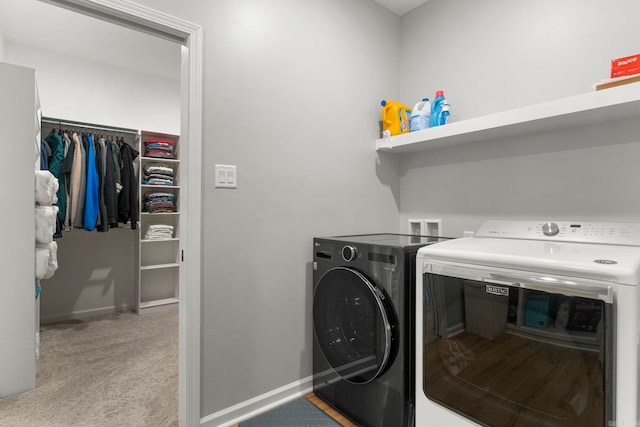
[84,134,100,231]
[40,139,49,170]
[104,141,119,228]
[41,121,142,234]
[72,133,87,229]
[94,138,106,232]
[44,131,66,237]
[69,133,83,226]
[60,132,75,230]
[111,140,123,193]
[118,143,139,229]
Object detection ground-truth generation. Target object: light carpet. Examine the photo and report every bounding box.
[0,308,178,427]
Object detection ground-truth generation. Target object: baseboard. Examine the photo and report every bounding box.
[40,304,134,324]
[201,375,314,427]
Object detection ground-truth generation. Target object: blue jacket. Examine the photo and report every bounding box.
[84,135,100,231]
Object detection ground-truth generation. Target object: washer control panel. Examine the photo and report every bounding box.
[541,222,559,236]
[475,220,640,246]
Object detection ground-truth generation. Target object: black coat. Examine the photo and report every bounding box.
[118,143,139,229]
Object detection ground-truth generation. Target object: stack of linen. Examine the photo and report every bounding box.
[143,191,176,213]
[144,224,174,240]
[143,163,174,185]
[143,139,174,159]
[35,170,59,280]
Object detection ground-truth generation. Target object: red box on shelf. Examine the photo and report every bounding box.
[611,53,640,78]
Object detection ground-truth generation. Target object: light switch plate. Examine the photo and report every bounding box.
[214,164,237,188]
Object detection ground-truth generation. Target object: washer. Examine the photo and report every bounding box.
[313,233,450,427]
[415,220,640,427]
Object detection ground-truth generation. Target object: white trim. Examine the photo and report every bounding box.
[40,304,134,324]
[181,22,204,427]
[201,376,314,427]
[38,1,203,426]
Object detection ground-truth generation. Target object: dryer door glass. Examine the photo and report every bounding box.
[313,267,394,384]
[422,273,613,427]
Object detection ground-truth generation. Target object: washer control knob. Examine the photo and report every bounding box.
[542,222,560,236]
[342,245,357,262]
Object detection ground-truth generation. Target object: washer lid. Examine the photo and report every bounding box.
[417,236,640,285]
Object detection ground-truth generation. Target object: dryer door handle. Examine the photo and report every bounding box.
[481,278,516,287]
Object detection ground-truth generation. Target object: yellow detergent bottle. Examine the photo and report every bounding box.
[381,100,412,136]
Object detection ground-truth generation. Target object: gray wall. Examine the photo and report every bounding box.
[397,0,640,236]
[132,0,402,417]
[0,29,5,61]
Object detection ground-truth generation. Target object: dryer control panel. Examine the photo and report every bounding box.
[474,220,640,246]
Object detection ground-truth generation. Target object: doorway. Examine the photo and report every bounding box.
[0,0,203,424]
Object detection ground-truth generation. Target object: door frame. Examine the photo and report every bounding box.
[39,1,204,425]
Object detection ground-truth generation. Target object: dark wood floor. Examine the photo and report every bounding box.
[423,331,605,427]
[304,392,358,427]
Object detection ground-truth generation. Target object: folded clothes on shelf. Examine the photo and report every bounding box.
[143,191,176,213]
[143,163,174,185]
[144,224,175,240]
[143,139,174,159]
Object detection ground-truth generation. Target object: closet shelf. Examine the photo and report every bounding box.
[140,263,180,271]
[141,212,179,216]
[141,156,180,163]
[141,184,180,190]
[375,81,640,153]
[139,298,179,310]
[136,130,181,315]
[141,238,180,243]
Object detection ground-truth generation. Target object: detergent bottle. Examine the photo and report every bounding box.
[438,101,451,126]
[409,98,431,132]
[380,100,412,136]
[430,90,446,127]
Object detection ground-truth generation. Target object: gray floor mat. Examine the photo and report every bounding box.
[241,397,341,427]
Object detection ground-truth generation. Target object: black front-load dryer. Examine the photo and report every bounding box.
[312,234,450,427]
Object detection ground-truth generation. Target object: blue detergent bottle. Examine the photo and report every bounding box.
[438,101,451,125]
[430,90,446,127]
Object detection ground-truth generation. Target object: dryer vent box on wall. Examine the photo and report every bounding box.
[464,282,508,340]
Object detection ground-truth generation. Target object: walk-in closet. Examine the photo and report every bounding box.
[0,0,183,424]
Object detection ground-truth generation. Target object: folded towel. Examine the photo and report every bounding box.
[35,205,59,244]
[144,224,175,240]
[35,170,59,205]
[35,247,49,280]
[35,241,58,280]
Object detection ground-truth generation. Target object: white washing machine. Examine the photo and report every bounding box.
[415,220,640,427]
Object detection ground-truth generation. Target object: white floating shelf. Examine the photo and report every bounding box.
[376,81,640,154]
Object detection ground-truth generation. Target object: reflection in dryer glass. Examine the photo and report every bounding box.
[422,273,612,427]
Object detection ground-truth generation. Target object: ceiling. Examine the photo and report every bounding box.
[0,0,427,81]
[0,0,181,81]
[372,0,429,16]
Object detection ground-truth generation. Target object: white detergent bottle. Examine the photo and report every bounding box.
[409,98,431,132]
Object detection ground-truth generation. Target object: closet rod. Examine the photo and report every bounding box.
[41,117,140,136]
